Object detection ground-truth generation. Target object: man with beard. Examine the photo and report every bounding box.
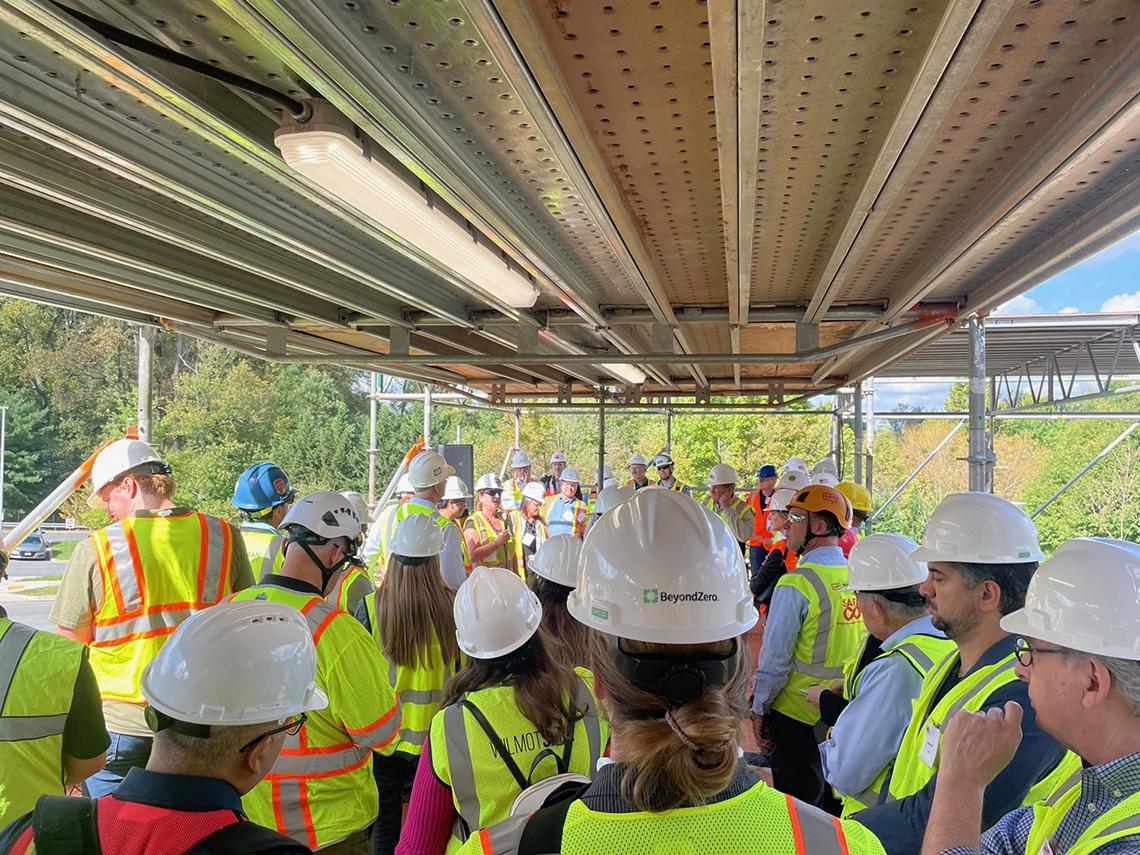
[855,493,1075,855]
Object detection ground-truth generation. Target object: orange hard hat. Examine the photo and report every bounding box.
[787,484,852,528]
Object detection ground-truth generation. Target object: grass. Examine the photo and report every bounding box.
[13,584,59,598]
[45,538,80,562]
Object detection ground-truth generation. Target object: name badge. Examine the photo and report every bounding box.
[522,531,536,549]
[1037,840,1056,855]
[919,722,940,767]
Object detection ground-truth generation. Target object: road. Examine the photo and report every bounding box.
[0,593,53,630]
[6,558,66,577]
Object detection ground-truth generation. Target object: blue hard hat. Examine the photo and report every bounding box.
[757,464,778,479]
[232,462,296,512]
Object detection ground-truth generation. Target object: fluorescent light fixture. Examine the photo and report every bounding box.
[602,363,648,385]
[276,125,539,309]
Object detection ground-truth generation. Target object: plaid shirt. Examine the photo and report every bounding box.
[942,751,1140,855]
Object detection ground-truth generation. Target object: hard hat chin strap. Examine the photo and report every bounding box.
[288,536,352,596]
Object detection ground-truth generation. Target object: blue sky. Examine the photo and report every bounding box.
[873,228,1140,412]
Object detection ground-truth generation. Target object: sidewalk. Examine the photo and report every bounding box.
[0,590,54,630]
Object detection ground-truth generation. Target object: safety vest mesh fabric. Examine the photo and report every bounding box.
[544,785,885,855]
[89,512,233,705]
[626,478,650,491]
[1026,767,1140,855]
[93,796,242,855]
[327,564,373,614]
[429,672,608,854]
[771,560,866,725]
[363,592,458,759]
[835,633,957,817]
[746,493,776,548]
[465,513,511,570]
[506,510,548,578]
[703,496,752,538]
[373,502,452,577]
[0,619,84,828]
[443,518,474,573]
[228,584,401,850]
[658,479,690,494]
[239,522,285,581]
[541,496,588,539]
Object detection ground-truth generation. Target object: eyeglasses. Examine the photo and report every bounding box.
[1014,637,1066,667]
[785,510,808,525]
[239,713,307,753]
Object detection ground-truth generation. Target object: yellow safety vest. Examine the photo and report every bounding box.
[657,478,690,494]
[1025,765,1140,855]
[430,670,608,854]
[442,517,473,573]
[835,632,957,816]
[239,521,285,580]
[626,478,650,490]
[464,512,511,570]
[541,495,588,539]
[372,502,454,578]
[0,619,85,828]
[89,511,235,705]
[703,495,753,538]
[228,583,402,850]
[887,649,1081,807]
[770,558,866,725]
[326,563,373,615]
[506,509,549,577]
[363,592,460,758]
[463,779,886,855]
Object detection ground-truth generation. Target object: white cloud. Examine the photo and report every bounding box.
[993,294,1041,315]
[1100,291,1140,312]
[1058,306,1081,314]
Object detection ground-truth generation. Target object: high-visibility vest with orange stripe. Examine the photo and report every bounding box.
[464,513,511,569]
[460,781,887,855]
[745,492,776,549]
[228,583,402,850]
[505,509,548,578]
[372,501,454,579]
[89,511,235,705]
[326,563,373,615]
[239,521,285,580]
[541,495,588,539]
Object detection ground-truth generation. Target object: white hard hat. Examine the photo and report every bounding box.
[441,476,471,501]
[396,473,415,495]
[783,457,809,474]
[811,471,840,487]
[775,469,810,493]
[408,450,455,490]
[629,454,649,467]
[281,491,362,542]
[140,601,328,725]
[511,451,533,469]
[560,467,581,484]
[848,534,928,592]
[530,534,582,588]
[88,439,168,509]
[812,457,838,477]
[511,773,591,817]
[767,488,796,512]
[550,450,567,464]
[569,488,758,643]
[653,452,675,468]
[594,484,635,515]
[340,491,370,523]
[596,464,615,482]
[474,473,503,492]
[521,481,547,504]
[391,513,445,558]
[602,477,620,490]
[910,492,1044,564]
[1001,538,1140,659]
[454,567,543,659]
[708,463,737,487]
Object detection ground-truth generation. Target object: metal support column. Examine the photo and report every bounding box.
[368,373,378,510]
[423,385,432,446]
[137,326,155,443]
[968,317,991,491]
[666,406,672,450]
[868,421,966,525]
[853,382,864,486]
[514,409,521,450]
[865,378,876,496]
[832,407,844,480]
[598,394,606,490]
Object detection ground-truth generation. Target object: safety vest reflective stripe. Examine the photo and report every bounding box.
[241,525,285,579]
[944,658,1017,721]
[1026,770,1140,855]
[542,497,587,538]
[786,794,851,855]
[272,778,318,851]
[91,608,196,647]
[272,740,372,778]
[798,568,841,673]
[0,623,70,741]
[444,518,474,572]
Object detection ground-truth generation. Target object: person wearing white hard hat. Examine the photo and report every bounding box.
[397,567,607,855]
[749,471,810,612]
[363,473,417,572]
[371,451,464,590]
[356,516,462,855]
[652,451,691,495]
[324,494,377,616]
[856,493,1073,855]
[627,454,650,490]
[527,535,588,670]
[437,476,474,574]
[228,492,403,852]
[464,475,512,571]
[784,457,810,475]
[811,535,955,818]
[542,467,589,540]
[455,488,886,855]
[505,482,550,577]
[921,537,1140,855]
[0,601,324,853]
[583,483,635,537]
[542,451,569,498]
[502,451,533,512]
[52,438,254,798]
[704,463,756,548]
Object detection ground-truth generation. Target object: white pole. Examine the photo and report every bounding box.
[0,405,7,531]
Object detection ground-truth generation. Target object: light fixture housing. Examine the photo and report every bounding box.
[276,112,539,310]
[602,363,648,385]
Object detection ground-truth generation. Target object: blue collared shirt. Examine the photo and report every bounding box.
[856,635,1068,855]
[544,496,584,537]
[751,544,847,714]
[820,615,946,798]
[941,751,1140,855]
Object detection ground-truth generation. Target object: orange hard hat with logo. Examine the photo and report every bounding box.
[787,484,853,528]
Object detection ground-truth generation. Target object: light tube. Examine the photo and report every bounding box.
[276,127,539,309]
[602,363,648,385]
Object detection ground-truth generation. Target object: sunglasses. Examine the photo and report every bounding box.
[239,713,307,753]
[785,510,808,525]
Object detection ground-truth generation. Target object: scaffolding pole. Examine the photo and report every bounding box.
[368,373,379,509]
[853,382,864,486]
[968,317,992,491]
[137,326,155,443]
[1031,422,1140,518]
[423,385,432,446]
[598,395,606,489]
[868,420,966,526]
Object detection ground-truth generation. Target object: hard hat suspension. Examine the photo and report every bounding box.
[607,636,739,706]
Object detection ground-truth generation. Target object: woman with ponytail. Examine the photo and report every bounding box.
[527,535,590,670]
[453,489,888,855]
[396,566,607,855]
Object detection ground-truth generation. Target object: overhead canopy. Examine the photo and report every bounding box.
[0,0,1137,401]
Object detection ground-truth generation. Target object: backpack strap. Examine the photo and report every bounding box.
[31,795,100,854]
[517,784,586,855]
[459,699,530,790]
[523,728,575,786]
[183,820,307,855]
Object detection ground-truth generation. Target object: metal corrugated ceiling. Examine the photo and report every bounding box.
[0,0,1136,402]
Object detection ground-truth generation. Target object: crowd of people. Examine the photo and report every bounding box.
[0,436,1137,854]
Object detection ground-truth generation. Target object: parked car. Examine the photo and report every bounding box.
[14,533,51,560]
